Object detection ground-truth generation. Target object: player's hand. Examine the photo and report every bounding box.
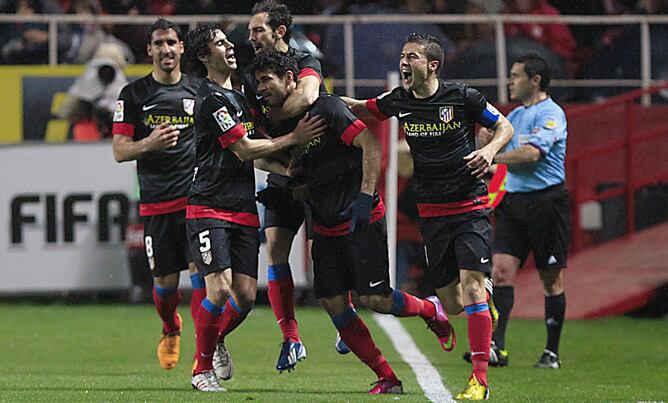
[291,112,326,144]
[338,192,373,234]
[145,123,180,151]
[464,147,495,179]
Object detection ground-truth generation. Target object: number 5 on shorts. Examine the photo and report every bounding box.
[198,230,213,266]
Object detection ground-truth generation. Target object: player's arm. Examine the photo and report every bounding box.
[229,113,326,161]
[493,112,562,165]
[352,129,382,196]
[112,122,180,162]
[254,157,289,175]
[340,96,375,119]
[269,75,320,120]
[465,113,514,178]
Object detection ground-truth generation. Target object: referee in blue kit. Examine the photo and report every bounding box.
[478,53,569,370]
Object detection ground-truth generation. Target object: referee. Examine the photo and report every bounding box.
[484,53,570,369]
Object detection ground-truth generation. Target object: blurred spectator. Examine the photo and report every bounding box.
[505,0,577,64]
[580,0,668,101]
[63,0,134,64]
[99,0,149,62]
[322,0,454,97]
[0,0,73,64]
[56,42,128,140]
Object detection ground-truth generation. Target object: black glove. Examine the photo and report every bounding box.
[256,186,294,212]
[338,192,374,234]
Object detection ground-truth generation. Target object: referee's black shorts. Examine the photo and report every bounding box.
[493,183,571,270]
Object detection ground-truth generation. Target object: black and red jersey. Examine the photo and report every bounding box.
[366,80,500,216]
[186,78,259,228]
[112,73,200,216]
[271,94,383,235]
[243,47,325,126]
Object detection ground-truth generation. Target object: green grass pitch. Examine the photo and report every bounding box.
[1,304,666,402]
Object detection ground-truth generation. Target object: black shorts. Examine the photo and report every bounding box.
[311,218,392,299]
[186,218,259,278]
[141,210,192,277]
[419,210,493,289]
[493,184,571,270]
[263,174,313,238]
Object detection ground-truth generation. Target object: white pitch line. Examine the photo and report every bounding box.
[373,313,455,403]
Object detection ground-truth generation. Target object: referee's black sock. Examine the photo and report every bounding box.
[491,285,514,350]
[545,293,566,355]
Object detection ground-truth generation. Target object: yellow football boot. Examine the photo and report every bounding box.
[456,375,489,400]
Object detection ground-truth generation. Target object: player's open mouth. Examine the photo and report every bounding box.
[402,70,413,84]
[226,51,236,63]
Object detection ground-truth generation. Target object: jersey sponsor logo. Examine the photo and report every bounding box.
[142,104,158,111]
[242,121,255,136]
[544,119,557,130]
[145,114,194,129]
[213,106,236,132]
[291,137,321,160]
[113,100,124,122]
[439,106,454,123]
[403,121,462,137]
[485,102,500,116]
[183,98,195,116]
[398,112,412,118]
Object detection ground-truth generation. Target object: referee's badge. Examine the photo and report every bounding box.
[439,106,453,123]
[201,251,213,265]
[183,98,195,116]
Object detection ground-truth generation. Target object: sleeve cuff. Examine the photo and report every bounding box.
[112,122,135,137]
[340,119,367,146]
[217,123,246,149]
[365,98,390,121]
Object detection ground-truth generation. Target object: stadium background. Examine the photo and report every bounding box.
[1,1,667,401]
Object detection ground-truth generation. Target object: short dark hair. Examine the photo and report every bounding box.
[515,53,552,91]
[182,24,221,77]
[246,49,299,80]
[252,0,294,44]
[148,18,182,44]
[404,33,444,74]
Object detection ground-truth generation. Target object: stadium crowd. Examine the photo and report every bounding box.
[1,0,667,101]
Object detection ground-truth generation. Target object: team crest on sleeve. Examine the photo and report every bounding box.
[439,106,454,123]
[113,100,124,122]
[213,106,236,132]
[183,98,195,116]
[544,119,557,130]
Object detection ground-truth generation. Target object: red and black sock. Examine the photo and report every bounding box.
[152,286,182,334]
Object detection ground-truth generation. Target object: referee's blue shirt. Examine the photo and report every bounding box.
[504,97,567,193]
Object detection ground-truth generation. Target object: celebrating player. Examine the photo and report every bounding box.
[111,18,203,371]
[181,24,325,392]
[344,34,514,400]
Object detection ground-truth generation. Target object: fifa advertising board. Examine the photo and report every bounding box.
[0,142,307,294]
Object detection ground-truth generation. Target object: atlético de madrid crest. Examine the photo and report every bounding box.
[183,98,195,116]
[439,106,453,123]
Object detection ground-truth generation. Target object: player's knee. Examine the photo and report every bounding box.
[461,278,485,303]
[266,236,291,263]
[492,265,515,286]
[233,292,256,313]
[319,295,348,316]
[358,294,389,312]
